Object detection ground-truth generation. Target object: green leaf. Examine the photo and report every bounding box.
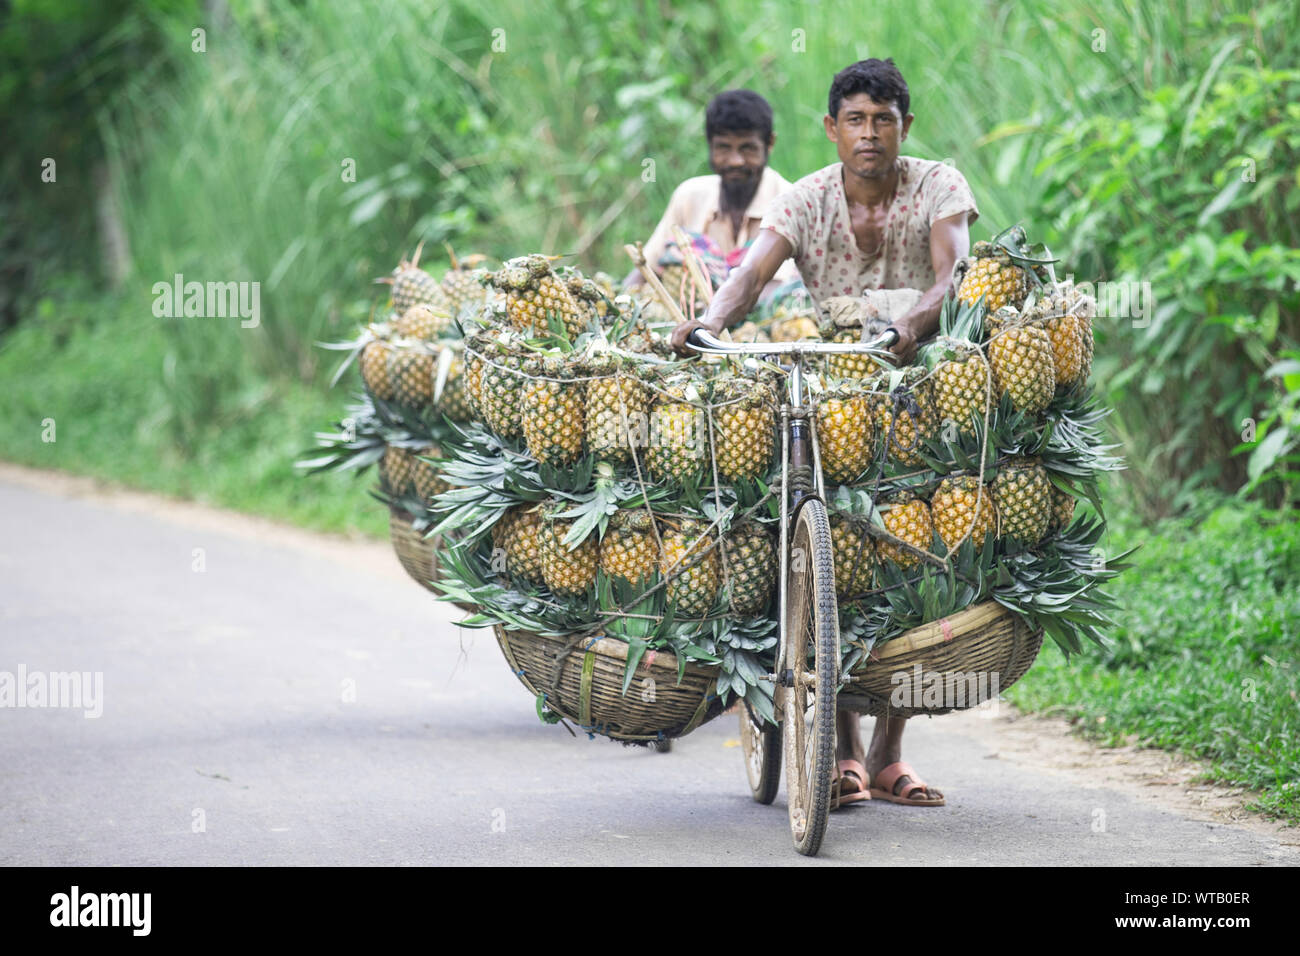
[1248,426,1291,481]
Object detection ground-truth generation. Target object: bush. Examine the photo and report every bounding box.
[1031,4,1300,514]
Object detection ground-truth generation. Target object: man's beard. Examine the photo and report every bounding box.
[719,169,762,209]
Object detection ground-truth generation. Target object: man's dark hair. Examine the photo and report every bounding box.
[705,89,774,143]
[828,58,910,120]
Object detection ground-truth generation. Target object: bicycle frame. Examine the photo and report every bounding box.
[684,327,898,685]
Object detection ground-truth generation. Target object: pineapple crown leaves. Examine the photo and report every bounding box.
[425,421,554,540]
[829,484,886,528]
[929,293,987,353]
[297,390,462,476]
[317,327,384,389]
[295,394,389,474]
[709,616,778,721]
[991,515,1137,657]
[982,224,1060,288]
[596,573,705,697]
[875,538,991,632]
[552,463,669,549]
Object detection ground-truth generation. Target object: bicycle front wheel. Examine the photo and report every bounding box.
[781,497,840,857]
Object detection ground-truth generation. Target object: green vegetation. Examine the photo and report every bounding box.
[1010,490,1300,823]
[2,0,1296,819]
[0,291,383,537]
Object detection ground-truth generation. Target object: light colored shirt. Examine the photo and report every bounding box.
[760,157,979,307]
[641,166,801,283]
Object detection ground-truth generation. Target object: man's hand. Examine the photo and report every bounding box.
[669,317,721,356]
[884,318,921,365]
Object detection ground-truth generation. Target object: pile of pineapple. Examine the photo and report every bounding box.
[418,252,795,721]
[811,226,1123,661]
[303,226,1125,730]
[299,244,493,529]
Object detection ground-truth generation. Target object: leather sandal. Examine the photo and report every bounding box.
[830,758,872,810]
[868,760,945,806]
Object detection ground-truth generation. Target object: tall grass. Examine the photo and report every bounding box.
[98,0,1136,393]
[14,0,1292,508]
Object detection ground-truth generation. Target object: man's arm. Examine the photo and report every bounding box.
[885,211,971,364]
[670,228,793,354]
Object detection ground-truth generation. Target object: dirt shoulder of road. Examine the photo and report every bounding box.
[6,459,1295,849]
[945,705,1300,848]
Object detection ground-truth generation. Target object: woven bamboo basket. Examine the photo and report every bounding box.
[388,507,439,593]
[493,624,726,742]
[837,601,1043,719]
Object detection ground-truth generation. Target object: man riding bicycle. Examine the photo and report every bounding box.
[671,58,980,808]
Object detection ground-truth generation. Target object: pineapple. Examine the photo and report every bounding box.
[599,509,660,586]
[878,492,934,569]
[440,250,489,316]
[591,271,620,299]
[660,519,720,616]
[825,328,885,380]
[771,313,821,343]
[992,457,1052,545]
[492,254,594,341]
[1048,485,1077,535]
[434,352,474,422]
[539,505,598,596]
[988,309,1056,413]
[816,387,873,484]
[493,506,544,582]
[387,346,434,410]
[387,245,448,313]
[1055,282,1096,384]
[411,446,449,501]
[463,330,490,417]
[729,321,770,344]
[648,374,707,483]
[393,303,453,341]
[584,353,650,465]
[1044,311,1085,390]
[587,271,620,320]
[712,377,776,481]
[478,333,525,440]
[521,356,585,465]
[380,445,417,496]
[830,514,875,601]
[958,240,1030,312]
[930,476,997,552]
[722,519,777,615]
[1028,291,1085,390]
[874,367,937,467]
[360,339,394,400]
[381,444,446,500]
[930,339,991,434]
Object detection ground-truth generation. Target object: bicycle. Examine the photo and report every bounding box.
[686,324,899,856]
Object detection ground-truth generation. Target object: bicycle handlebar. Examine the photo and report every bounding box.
[685,326,899,357]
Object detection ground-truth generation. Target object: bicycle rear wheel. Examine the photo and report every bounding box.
[781,497,839,856]
[740,702,781,804]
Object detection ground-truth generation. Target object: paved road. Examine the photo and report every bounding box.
[1,475,1294,865]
